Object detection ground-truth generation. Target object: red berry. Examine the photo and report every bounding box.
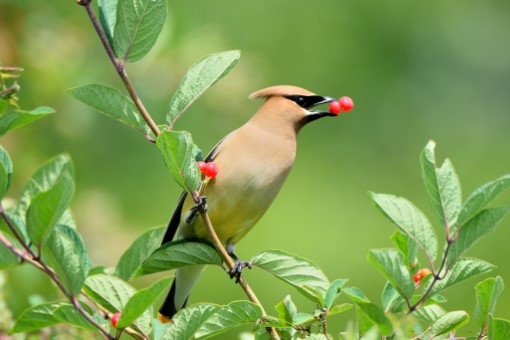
[204,162,219,178]
[419,268,432,278]
[338,96,354,112]
[111,312,121,328]
[197,161,207,174]
[413,268,432,283]
[328,101,342,115]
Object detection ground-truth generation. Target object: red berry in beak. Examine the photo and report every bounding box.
[329,101,342,115]
[339,96,354,112]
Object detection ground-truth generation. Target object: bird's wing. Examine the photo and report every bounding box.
[161,191,187,244]
[160,137,227,245]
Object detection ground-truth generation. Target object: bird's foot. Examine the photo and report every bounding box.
[229,259,252,283]
[185,196,208,223]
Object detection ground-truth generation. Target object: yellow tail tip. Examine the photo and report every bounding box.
[157,313,173,324]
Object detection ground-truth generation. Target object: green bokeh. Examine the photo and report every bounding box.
[1,0,510,337]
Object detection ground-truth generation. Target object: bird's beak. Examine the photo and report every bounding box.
[305,96,337,121]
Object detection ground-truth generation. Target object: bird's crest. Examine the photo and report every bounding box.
[249,85,315,100]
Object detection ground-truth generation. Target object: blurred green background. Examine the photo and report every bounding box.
[1,0,510,337]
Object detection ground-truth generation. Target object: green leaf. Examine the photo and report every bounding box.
[325,279,348,309]
[84,274,151,334]
[0,98,9,113]
[0,106,54,136]
[446,208,509,267]
[67,84,147,132]
[390,231,417,266]
[474,276,504,327]
[0,212,28,244]
[113,0,167,62]
[116,276,172,329]
[490,317,510,339]
[98,0,118,44]
[156,130,201,192]
[368,249,414,300]
[421,141,462,227]
[0,146,12,198]
[52,303,97,331]
[43,225,90,295]
[251,249,330,303]
[275,295,297,325]
[84,274,135,312]
[292,313,315,326]
[437,159,462,226]
[194,301,262,338]
[355,306,376,337]
[458,174,510,226]
[26,172,75,245]
[11,301,96,333]
[11,302,66,333]
[16,154,74,217]
[136,240,221,277]
[370,193,438,261]
[429,310,469,337]
[430,258,495,295]
[161,303,220,339]
[328,303,352,316]
[115,225,166,281]
[381,282,405,313]
[412,304,446,323]
[343,287,393,336]
[166,50,241,127]
[0,233,20,269]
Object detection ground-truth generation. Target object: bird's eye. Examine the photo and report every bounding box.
[295,96,306,106]
[284,95,312,108]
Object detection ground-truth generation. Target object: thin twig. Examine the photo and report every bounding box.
[0,213,113,339]
[83,293,148,340]
[78,0,160,137]
[198,210,280,339]
[0,205,36,258]
[76,1,278,338]
[408,239,454,313]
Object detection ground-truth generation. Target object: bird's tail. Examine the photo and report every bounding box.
[158,265,206,323]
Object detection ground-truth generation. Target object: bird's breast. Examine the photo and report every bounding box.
[180,130,296,244]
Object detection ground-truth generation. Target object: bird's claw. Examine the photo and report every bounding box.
[229,259,252,283]
[186,196,208,223]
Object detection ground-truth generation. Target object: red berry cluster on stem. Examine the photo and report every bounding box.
[197,161,219,178]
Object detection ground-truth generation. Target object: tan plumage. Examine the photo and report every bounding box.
[158,85,336,322]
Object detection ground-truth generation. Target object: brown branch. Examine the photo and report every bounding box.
[0,205,36,258]
[0,210,113,339]
[77,0,160,137]
[408,238,454,313]
[82,293,148,340]
[76,1,277,338]
[198,210,280,339]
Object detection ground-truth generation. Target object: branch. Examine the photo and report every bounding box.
[408,238,454,313]
[0,210,114,339]
[77,0,160,137]
[198,209,280,339]
[82,292,148,340]
[76,2,278,338]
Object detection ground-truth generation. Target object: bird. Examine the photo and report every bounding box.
[158,85,338,323]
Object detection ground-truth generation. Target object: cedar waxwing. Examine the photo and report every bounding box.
[158,85,337,322]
